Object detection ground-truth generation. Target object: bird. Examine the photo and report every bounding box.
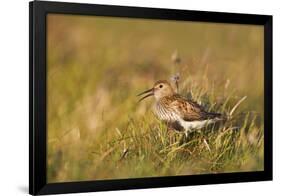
[137,80,224,132]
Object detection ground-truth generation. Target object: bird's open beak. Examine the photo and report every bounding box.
[137,88,154,102]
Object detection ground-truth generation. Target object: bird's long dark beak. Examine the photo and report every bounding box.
[137,88,154,102]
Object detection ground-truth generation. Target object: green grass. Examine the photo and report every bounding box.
[47,14,264,182]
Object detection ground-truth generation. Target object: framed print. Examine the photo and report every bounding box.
[29,1,273,195]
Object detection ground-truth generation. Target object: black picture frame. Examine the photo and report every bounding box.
[29,1,273,195]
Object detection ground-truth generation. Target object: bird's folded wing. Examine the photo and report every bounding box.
[170,98,208,121]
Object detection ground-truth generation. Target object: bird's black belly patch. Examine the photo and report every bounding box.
[169,121,184,132]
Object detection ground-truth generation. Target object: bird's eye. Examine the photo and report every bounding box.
[159,84,163,88]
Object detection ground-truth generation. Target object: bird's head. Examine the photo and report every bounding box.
[137,80,175,102]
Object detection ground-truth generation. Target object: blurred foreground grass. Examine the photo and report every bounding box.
[47,14,264,182]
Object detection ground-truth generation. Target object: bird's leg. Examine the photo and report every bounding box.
[183,129,195,141]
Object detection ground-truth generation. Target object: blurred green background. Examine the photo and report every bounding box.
[47,14,264,183]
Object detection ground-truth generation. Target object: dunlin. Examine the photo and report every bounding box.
[138,80,223,132]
